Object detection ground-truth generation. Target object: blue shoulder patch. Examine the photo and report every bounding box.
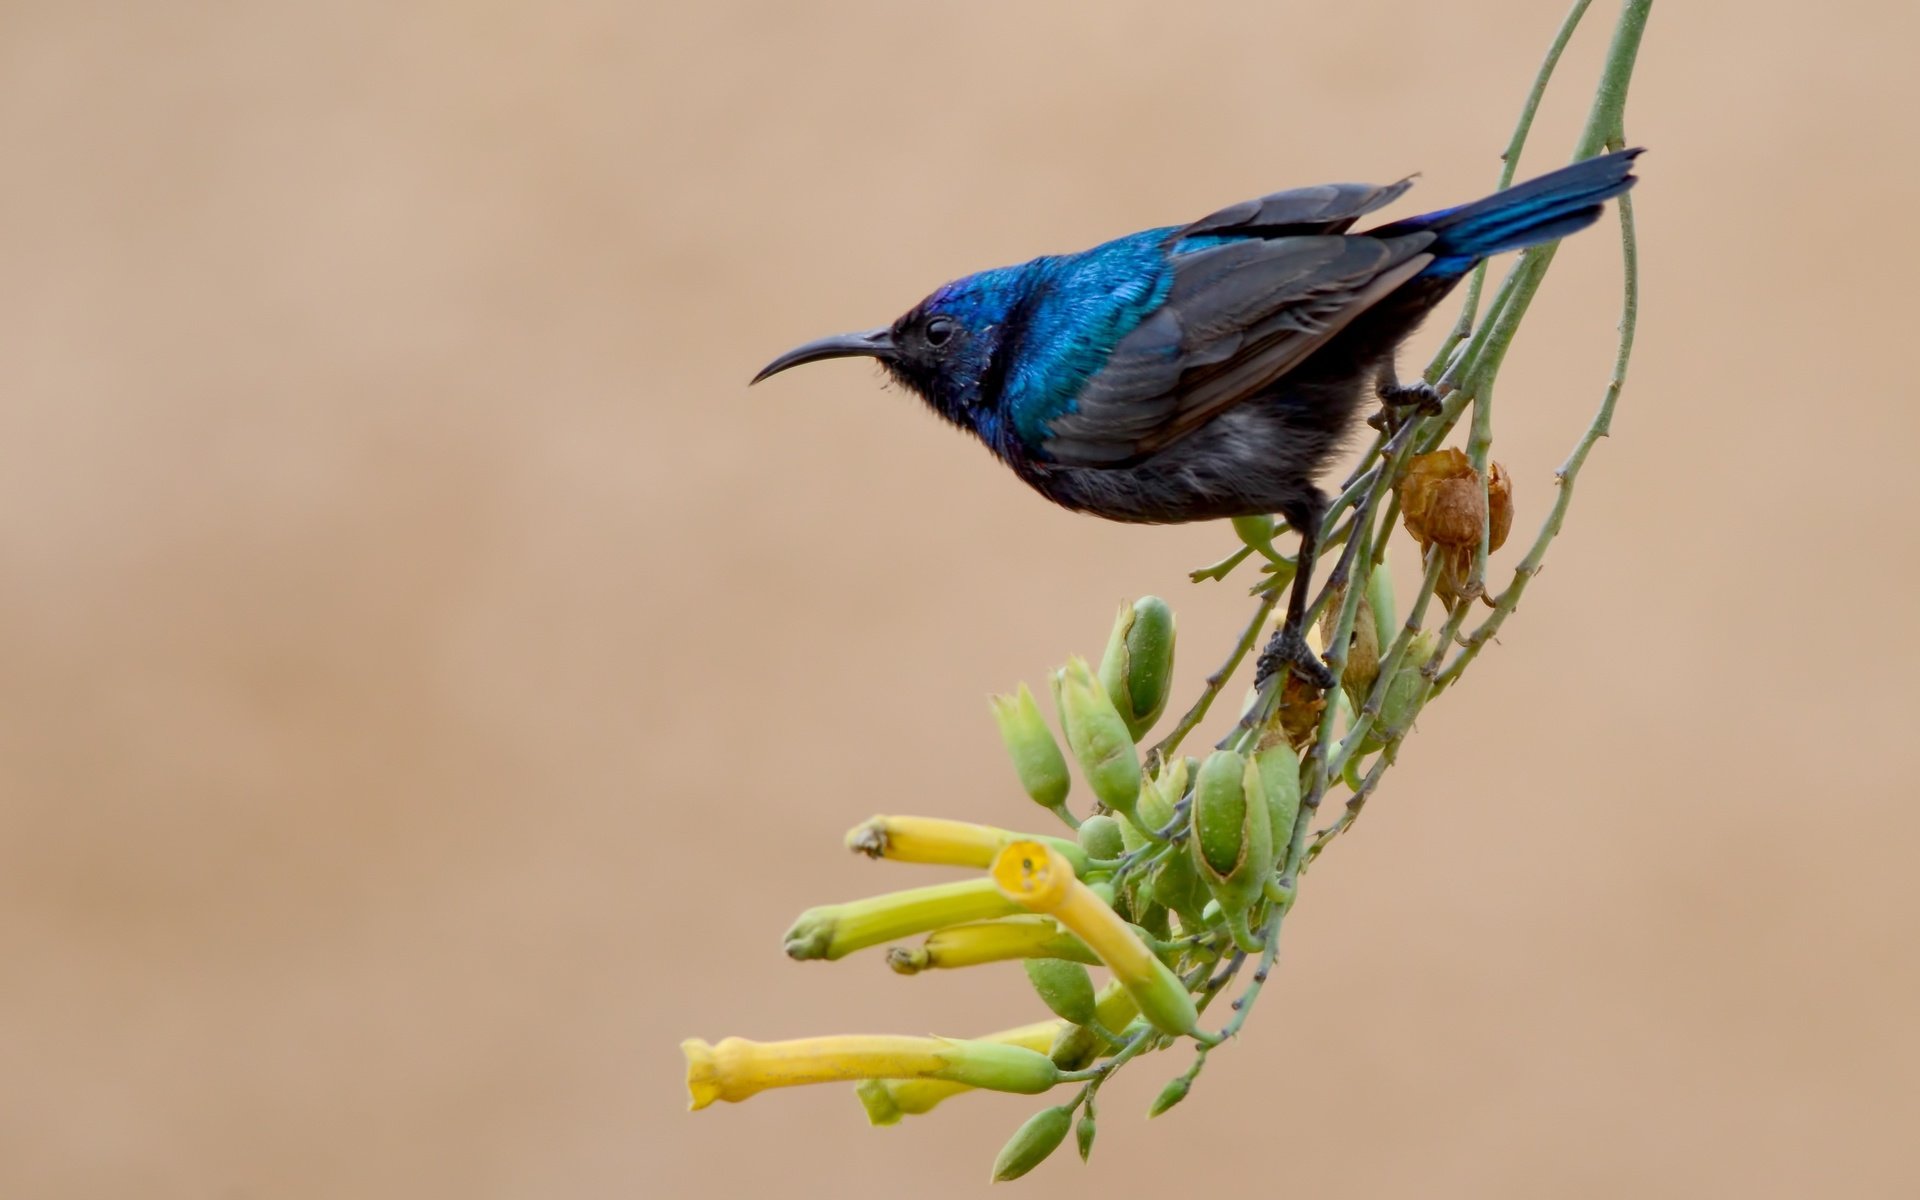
[1001,228,1184,448]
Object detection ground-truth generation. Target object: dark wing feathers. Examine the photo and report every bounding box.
[1042,231,1434,466]
[1179,178,1416,238]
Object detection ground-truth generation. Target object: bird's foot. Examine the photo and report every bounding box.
[1367,380,1446,432]
[1255,624,1336,692]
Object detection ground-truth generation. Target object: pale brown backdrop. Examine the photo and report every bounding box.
[3,3,1915,1197]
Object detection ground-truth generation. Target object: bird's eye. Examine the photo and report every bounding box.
[924,316,955,347]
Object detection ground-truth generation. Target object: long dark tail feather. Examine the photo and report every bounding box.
[1376,147,1642,275]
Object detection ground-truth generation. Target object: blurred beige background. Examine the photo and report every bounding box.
[2,2,1915,1196]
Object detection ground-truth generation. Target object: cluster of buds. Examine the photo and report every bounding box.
[1397,447,1515,604]
[684,595,1305,1179]
[684,572,1444,1180]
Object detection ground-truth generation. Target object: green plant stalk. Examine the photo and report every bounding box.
[1327,548,1448,779]
[1213,897,1287,1042]
[1434,0,1648,684]
[1306,751,1396,862]
[1438,184,1639,687]
[1299,513,1377,794]
[1147,588,1279,768]
[1433,0,1598,368]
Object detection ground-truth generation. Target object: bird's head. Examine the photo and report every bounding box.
[751,266,1036,452]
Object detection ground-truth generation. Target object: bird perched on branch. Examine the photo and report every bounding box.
[754,149,1641,689]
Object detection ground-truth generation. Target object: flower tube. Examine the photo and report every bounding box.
[990,840,1199,1037]
[684,1034,1060,1110]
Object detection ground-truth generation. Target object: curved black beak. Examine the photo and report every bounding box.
[751,327,895,385]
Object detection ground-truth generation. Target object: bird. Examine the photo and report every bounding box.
[753,149,1641,689]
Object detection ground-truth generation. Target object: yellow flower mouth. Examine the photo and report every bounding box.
[990,840,1199,1037]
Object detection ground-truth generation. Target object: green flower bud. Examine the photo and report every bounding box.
[1120,756,1187,859]
[1151,835,1210,930]
[1255,741,1302,855]
[1076,813,1125,861]
[1056,657,1142,822]
[1370,629,1441,748]
[1133,896,1171,941]
[1076,1112,1097,1161]
[1190,750,1273,953]
[1098,597,1177,740]
[1366,553,1398,659]
[989,683,1072,817]
[991,1104,1074,1182]
[1147,1074,1192,1118]
[1048,980,1141,1069]
[1024,957,1099,1027]
[1132,756,1201,923]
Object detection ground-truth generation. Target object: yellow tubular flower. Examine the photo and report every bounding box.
[887,916,1096,975]
[845,815,1089,876]
[783,878,1023,961]
[854,1019,1062,1125]
[684,1034,1060,1111]
[990,840,1200,1037]
[861,981,1146,1125]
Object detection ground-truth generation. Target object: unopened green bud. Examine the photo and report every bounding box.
[989,683,1072,817]
[1255,741,1302,854]
[1076,1112,1097,1161]
[1024,958,1098,1027]
[1147,1074,1192,1118]
[1366,553,1398,658]
[1143,761,1207,923]
[1372,629,1441,746]
[1056,657,1142,821]
[1048,980,1142,1069]
[1190,750,1273,953]
[1076,813,1125,860]
[1121,755,1186,851]
[991,1104,1074,1182]
[1099,597,1177,740]
[1150,844,1210,930]
[1134,899,1171,941]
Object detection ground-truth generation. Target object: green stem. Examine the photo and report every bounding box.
[1438,181,1639,687]
[1214,901,1288,1042]
[1327,548,1447,778]
[1432,0,1596,371]
[1146,589,1279,767]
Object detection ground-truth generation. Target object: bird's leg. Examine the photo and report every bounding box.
[1254,503,1336,692]
[1367,362,1444,433]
